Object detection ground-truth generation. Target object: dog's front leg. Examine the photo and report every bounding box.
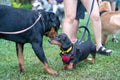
[16,42,25,73]
[32,42,57,75]
[42,62,58,75]
[67,62,74,70]
[62,63,67,70]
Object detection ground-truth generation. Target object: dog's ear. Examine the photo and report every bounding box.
[99,1,111,12]
[48,12,60,31]
[60,33,72,50]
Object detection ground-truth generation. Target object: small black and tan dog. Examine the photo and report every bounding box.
[0,5,60,74]
[49,26,96,70]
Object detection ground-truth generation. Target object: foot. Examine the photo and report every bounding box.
[97,46,112,55]
[112,38,118,43]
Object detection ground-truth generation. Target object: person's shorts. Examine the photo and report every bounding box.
[75,0,86,20]
[117,0,120,8]
[103,0,117,2]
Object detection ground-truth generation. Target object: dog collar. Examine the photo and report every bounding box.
[60,46,72,54]
[100,10,108,16]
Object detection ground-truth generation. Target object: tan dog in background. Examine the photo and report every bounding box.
[99,1,120,44]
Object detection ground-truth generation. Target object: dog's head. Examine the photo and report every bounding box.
[40,11,60,38]
[49,33,74,64]
[49,33,72,50]
[99,1,111,12]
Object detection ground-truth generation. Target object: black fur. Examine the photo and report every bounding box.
[0,5,60,72]
[50,26,96,65]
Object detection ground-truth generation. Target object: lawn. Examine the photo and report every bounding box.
[0,19,120,80]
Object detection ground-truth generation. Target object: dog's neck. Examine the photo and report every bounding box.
[100,10,108,16]
[60,44,78,64]
[60,44,73,54]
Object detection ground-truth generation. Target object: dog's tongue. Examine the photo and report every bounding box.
[62,55,70,62]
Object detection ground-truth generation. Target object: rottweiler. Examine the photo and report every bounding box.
[49,26,96,70]
[0,5,60,74]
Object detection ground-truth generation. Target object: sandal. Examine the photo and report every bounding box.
[97,46,112,55]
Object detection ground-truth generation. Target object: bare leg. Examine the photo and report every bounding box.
[81,0,102,50]
[72,19,79,43]
[63,0,111,54]
[62,0,77,42]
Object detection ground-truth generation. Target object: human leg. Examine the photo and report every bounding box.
[72,19,79,43]
[72,0,86,43]
[81,0,102,49]
[81,0,112,53]
[62,0,77,42]
[110,1,116,11]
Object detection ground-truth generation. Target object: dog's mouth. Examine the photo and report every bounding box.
[48,38,61,46]
[44,27,58,38]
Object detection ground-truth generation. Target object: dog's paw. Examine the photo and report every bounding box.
[19,66,26,73]
[46,68,58,75]
[67,63,73,70]
[62,65,67,70]
[85,58,95,64]
[19,69,26,74]
[112,38,119,43]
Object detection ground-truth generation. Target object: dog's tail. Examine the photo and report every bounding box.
[79,26,91,41]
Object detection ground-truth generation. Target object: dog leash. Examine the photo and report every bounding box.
[0,14,41,34]
[78,0,95,44]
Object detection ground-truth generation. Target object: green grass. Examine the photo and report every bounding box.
[0,19,120,80]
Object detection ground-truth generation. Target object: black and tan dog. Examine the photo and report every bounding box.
[0,5,60,74]
[49,26,96,70]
